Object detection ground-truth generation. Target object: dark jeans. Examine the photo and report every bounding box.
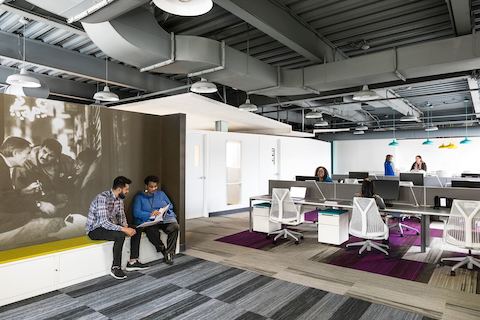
[130,222,180,260]
[88,227,125,268]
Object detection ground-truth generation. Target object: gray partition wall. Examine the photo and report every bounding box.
[425,187,480,206]
[268,180,334,200]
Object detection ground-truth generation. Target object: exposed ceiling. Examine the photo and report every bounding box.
[0,0,478,140]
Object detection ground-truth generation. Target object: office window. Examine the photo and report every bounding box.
[226,141,241,205]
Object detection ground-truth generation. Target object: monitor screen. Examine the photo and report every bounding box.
[348,171,369,179]
[295,176,319,182]
[451,180,480,188]
[290,187,307,199]
[461,173,480,178]
[372,180,400,201]
[400,172,424,186]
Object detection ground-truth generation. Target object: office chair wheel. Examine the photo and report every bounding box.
[450,270,456,276]
[266,235,271,239]
[383,239,389,245]
[295,240,299,245]
[300,236,304,240]
[436,262,443,268]
[416,232,419,235]
[272,240,277,245]
[400,234,404,237]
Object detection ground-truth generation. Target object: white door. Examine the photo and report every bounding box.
[186,133,206,219]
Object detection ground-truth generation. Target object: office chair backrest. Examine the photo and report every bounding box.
[444,199,480,249]
[350,197,385,237]
[344,178,358,184]
[270,188,299,223]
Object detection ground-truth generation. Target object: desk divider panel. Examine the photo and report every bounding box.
[425,187,480,206]
[334,183,362,200]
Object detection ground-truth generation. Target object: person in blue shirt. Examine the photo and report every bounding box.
[384,154,395,176]
[130,175,179,265]
[315,166,333,182]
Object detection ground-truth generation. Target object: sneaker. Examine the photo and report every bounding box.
[110,266,127,280]
[164,253,174,265]
[126,261,149,271]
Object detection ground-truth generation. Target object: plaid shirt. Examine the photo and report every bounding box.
[85,190,127,233]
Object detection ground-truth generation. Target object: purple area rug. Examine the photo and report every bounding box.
[215,220,444,283]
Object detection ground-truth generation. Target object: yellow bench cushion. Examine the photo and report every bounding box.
[0,236,107,265]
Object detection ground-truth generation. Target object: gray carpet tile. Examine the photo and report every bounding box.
[0,291,62,314]
[328,297,372,320]
[62,271,144,298]
[294,293,350,320]
[0,255,431,320]
[186,267,245,292]
[170,298,247,320]
[359,304,425,320]
[234,311,269,320]
[232,279,308,317]
[43,305,103,320]
[270,287,328,320]
[140,293,211,320]
[0,293,84,320]
[216,275,275,303]
[200,271,260,298]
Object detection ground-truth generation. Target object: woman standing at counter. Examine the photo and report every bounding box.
[384,154,395,176]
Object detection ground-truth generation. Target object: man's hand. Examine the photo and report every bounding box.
[38,201,56,216]
[21,182,41,195]
[121,227,136,237]
[151,210,161,216]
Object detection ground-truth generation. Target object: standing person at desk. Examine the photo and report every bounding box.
[411,155,427,172]
[358,179,386,210]
[314,166,333,182]
[384,154,395,176]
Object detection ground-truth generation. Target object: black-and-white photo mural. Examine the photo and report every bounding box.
[0,93,168,250]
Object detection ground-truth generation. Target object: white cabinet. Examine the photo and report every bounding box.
[252,206,281,233]
[57,244,113,286]
[317,212,349,245]
[0,256,57,306]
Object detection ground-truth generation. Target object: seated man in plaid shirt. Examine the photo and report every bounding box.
[85,176,147,279]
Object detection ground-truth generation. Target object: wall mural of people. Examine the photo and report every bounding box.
[0,93,168,250]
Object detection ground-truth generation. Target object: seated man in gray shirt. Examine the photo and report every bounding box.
[85,176,146,279]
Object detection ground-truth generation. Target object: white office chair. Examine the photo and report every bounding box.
[346,197,390,255]
[440,200,480,276]
[268,188,304,244]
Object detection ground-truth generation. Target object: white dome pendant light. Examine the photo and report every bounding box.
[153,0,213,16]
[238,25,257,112]
[93,57,119,102]
[6,19,41,88]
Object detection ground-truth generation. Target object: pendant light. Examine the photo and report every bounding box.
[305,109,324,119]
[190,78,217,93]
[460,99,472,144]
[388,112,399,146]
[238,25,257,112]
[400,111,418,122]
[355,123,368,131]
[353,130,364,135]
[6,19,41,88]
[352,85,380,101]
[422,107,434,145]
[93,57,119,102]
[153,0,213,16]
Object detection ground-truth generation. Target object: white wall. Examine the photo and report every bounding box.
[187,131,331,216]
[334,137,480,176]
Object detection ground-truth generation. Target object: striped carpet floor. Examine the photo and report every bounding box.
[0,255,434,320]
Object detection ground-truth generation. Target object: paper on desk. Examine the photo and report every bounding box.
[137,204,169,228]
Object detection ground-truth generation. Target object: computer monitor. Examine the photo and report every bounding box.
[372,180,400,201]
[451,180,480,188]
[348,171,369,179]
[295,176,319,182]
[400,172,424,186]
[461,173,480,178]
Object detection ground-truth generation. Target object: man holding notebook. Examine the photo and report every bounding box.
[131,175,179,265]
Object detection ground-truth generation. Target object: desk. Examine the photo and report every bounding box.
[249,195,451,252]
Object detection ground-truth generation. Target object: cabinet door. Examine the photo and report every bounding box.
[0,256,56,306]
[57,244,112,285]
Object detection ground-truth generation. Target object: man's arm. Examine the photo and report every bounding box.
[160,192,175,216]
